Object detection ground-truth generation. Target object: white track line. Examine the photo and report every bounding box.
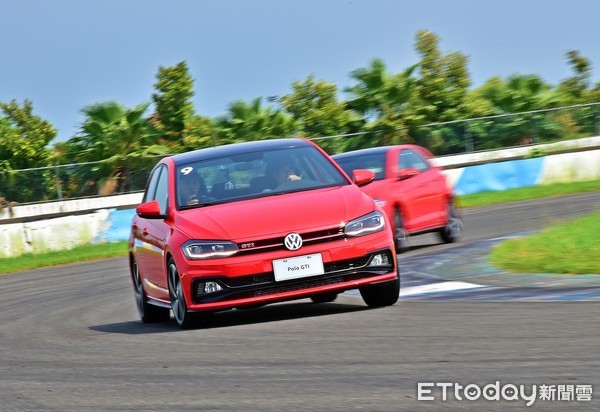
[400,281,485,297]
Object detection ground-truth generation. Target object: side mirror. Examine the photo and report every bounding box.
[136,200,165,219]
[396,168,421,180]
[352,169,375,186]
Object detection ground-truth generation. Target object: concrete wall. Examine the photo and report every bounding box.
[433,135,600,168]
[0,208,136,258]
[1,192,143,222]
[1,136,599,258]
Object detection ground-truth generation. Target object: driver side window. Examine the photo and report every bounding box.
[399,149,429,171]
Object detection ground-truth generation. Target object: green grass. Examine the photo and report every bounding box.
[0,241,128,275]
[457,179,600,208]
[490,210,600,275]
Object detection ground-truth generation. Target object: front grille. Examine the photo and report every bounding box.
[252,272,369,297]
[236,226,345,255]
[220,273,273,288]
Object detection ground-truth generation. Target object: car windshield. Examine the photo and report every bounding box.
[334,153,387,181]
[176,145,350,208]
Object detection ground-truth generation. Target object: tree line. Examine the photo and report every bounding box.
[1,30,600,203]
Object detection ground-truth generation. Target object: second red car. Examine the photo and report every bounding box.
[333,145,463,253]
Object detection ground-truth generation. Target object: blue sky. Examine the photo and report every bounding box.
[1,0,599,143]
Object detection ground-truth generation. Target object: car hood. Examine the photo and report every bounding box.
[174,185,375,241]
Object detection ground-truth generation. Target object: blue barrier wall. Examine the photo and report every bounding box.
[453,158,544,196]
[95,209,136,242]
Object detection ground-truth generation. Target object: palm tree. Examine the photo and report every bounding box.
[215,98,297,144]
[468,75,563,148]
[59,101,167,195]
[344,59,416,148]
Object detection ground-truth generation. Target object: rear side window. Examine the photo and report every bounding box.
[142,166,162,203]
[153,167,169,215]
[143,165,169,215]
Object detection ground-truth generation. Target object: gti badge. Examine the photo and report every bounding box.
[284,233,303,251]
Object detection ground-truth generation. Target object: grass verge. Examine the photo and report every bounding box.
[490,210,600,274]
[457,179,600,208]
[0,241,128,275]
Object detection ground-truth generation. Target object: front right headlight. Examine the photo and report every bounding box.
[182,240,239,260]
[344,211,385,237]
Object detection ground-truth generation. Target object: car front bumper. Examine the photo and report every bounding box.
[178,232,398,312]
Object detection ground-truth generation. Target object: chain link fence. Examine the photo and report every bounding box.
[0,158,160,206]
[2,103,599,205]
[312,102,600,155]
[409,103,600,155]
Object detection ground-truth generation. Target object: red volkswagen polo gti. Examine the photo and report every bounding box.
[333,145,463,253]
[129,138,399,327]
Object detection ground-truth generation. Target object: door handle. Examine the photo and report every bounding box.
[142,228,149,236]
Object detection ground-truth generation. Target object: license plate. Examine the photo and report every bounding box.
[273,253,324,282]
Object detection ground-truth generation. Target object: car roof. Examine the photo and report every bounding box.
[332,144,424,159]
[331,145,394,159]
[170,138,313,165]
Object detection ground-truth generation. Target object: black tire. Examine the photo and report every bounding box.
[439,200,463,243]
[310,293,338,303]
[360,278,400,307]
[131,259,170,323]
[167,258,198,329]
[394,208,409,253]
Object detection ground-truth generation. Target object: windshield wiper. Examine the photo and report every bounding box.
[180,202,219,210]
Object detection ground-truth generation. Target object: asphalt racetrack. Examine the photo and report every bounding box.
[1,192,600,411]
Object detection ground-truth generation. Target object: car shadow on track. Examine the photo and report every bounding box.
[89,299,372,334]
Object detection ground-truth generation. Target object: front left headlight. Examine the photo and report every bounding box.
[182,240,239,260]
[344,211,385,237]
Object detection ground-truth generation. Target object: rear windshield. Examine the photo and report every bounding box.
[176,145,349,209]
[334,153,387,181]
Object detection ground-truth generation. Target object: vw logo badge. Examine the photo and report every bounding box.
[284,233,303,251]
